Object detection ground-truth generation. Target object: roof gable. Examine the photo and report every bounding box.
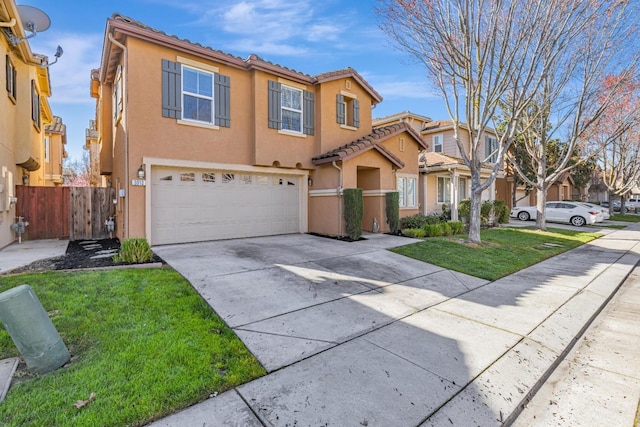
[312,122,427,168]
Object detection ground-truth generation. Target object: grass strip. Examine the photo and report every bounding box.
[0,268,265,427]
[610,214,640,223]
[391,227,601,281]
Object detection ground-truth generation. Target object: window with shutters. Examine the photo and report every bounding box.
[182,65,214,124]
[161,58,231,129]
[267,80,314,136]
[336,91,359,129]
[281,85,303,133]
[31,80,41,131]
[5,55,16,103]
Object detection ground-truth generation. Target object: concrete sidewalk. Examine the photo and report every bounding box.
[151,224,640,426]
[513,257,640,426]
[0,239,68,275]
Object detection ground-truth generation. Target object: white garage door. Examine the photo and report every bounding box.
[151,167,301,245]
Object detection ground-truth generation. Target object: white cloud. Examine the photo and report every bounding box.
[30,31,102,105]
[363,75,440,100]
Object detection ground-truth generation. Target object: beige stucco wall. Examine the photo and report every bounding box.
[308,195,342,236]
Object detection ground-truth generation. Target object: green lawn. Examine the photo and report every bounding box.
[391,227,601,281]
[0,268,265,427]
[610,213,640,222]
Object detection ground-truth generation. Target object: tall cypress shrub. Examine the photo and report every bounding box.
[385,191,400,234]
[343,188,363,241]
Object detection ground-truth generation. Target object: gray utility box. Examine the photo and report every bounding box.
[0,285,70,373]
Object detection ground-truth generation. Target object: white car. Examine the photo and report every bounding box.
[510,202,599,227]
[579,202,610,221]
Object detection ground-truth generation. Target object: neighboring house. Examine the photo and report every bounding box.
[39,116,67,186]
[374,115,505,221]
[1,0,56,249]
[516,172,575,206]
[93,14,427,245]
[85,119,103,187]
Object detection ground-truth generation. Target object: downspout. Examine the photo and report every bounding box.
[0,18,16,27]
[108,33,129,238]
[332,161,343,236]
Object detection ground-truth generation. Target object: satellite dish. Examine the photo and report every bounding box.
[17,5,51,33]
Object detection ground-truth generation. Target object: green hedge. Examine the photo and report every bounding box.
[400,214,442,229]
[385,192,400,234]
[343,188,363,240]
[401,228,426,238]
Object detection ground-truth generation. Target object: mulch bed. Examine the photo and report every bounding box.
[8,239,164,274]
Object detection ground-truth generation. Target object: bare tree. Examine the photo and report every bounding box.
[379,0,639,242]
[64,152,91,187]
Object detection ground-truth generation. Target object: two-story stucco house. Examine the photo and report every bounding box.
[93,15,427,245]
[374,113,509,220]
[1,0,56,249]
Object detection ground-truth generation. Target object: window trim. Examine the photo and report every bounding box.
[337,90,360,129]
[485,135,498,163]
[437,176,451,204]
[281,84,303,134]
[397,174,417,209]
[433,134,443,153]
[181,64,215,125]
[44,136,50,163]
[113,64,123,125]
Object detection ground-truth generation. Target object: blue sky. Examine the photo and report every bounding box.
[21,0,447,162]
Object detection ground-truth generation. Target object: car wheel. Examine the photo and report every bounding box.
[517,211,530,221]
[570,216,586,227]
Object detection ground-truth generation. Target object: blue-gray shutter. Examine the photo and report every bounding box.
[162,59,181,118]
[303,90,314,135]
[485,136,491,160]
[336,94,345,124]
[214,73,230,127]
[353,99,360,128]
[268,80,282,129]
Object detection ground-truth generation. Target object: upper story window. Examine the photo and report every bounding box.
[281,85,302,132]
[336,92,360,128]
[182,65,213,124]
[268,80,314,135]
[5,55,16,103]
[433,134,443,153]
[113,65,123,125]
[31,80,41,131]
[161,59,230,128]
[485,136,498,163]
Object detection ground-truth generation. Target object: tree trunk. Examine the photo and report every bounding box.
[468,190,482,244]
[535,185,547,231]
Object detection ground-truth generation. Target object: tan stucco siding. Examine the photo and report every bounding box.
[317,78,373,155]
[308,195,341,236]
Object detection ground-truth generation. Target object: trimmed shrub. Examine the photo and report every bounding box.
[424,224,443,237]
[441,203,451,221]
[385,192,400,234]
[448,221,465,235]
[440,222,453,236]
[400,214,443,229]
[481,200,493,225]
[494,200,510,224]
[458,199,471,224]
[401,228,426,238]
[113,238,153,263]
[343,188,363,240]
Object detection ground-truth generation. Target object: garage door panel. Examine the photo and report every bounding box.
[151,167,301,245]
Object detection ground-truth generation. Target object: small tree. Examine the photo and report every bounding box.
[64,152,91,187]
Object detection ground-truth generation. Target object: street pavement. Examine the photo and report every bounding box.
[148,223,640,426]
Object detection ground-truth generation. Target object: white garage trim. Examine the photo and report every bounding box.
[144,157,308,245]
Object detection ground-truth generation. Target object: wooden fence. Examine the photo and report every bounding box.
[15,186,115,241]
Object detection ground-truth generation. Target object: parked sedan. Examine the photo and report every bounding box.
[579,202,610,221]
[510,202,599,227]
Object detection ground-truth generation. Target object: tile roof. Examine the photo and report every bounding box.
[312,122,425,167]
[106,14,382,102]
[420,152,465,168]
[45,116,65,135]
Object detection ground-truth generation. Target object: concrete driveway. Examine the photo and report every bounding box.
[152,229,640,426]
[153,233,488,372]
